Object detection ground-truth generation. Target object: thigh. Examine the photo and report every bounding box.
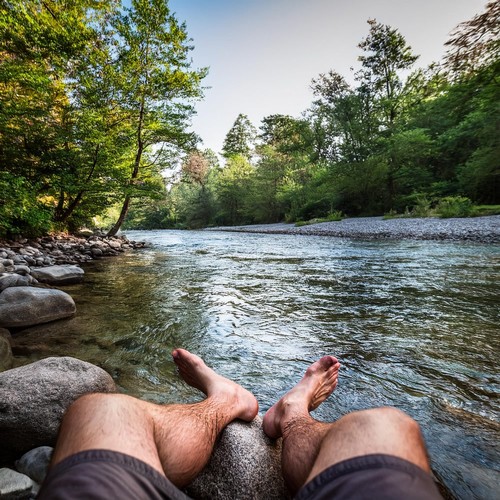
[51,393,164,475]
[295,454,443,500]
[38,449,190,500]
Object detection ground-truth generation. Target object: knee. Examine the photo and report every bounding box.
[343,406,422,436]
[65,393,120,419]
[367,406,421,438]
[72,392,114,407]
[366,406,418,426]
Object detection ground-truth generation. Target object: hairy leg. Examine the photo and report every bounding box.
[305,406,431,483]
[263,356,432,495]
[51,349,258,488]
[263,355,340,493]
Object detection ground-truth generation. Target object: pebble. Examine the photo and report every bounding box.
[15,447,53,484]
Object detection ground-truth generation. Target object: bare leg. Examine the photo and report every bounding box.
[51,349,258,488]
[263,355,340,493]
[263,356,432,495]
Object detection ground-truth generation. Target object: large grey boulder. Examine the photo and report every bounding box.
[0,357,116,464]
[0,287,76,328]
[30,265,84,285]
[186,417,289,500]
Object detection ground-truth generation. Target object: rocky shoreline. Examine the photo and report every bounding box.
[206,215,500,243]
[0,234,147,498]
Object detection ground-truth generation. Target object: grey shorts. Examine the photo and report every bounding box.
[37,450,442,499]
[295,453,443,500]
[37,449,189,500]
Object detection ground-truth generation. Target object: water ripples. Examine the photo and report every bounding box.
[12,230,500,499]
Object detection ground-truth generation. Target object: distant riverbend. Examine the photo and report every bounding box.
[206,215,500,243]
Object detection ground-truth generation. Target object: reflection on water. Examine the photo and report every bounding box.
[12,230,500,499]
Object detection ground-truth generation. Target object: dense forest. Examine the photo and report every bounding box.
[1,1,498,237]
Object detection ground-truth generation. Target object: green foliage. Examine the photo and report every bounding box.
[473,205,500,216]
[1,2,497,234]
[408,195,433,218]
[222,114,257,160]
[213,155,255,225]
[0,173,52,238]
[123,199,179,230]
[0,0,204,237]
[435,196,475,218]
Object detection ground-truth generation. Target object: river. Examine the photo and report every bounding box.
[13,230,499,499]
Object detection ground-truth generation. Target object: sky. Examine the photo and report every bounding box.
[167,0,488,154]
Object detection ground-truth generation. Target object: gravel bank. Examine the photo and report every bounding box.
[206,216,500,243]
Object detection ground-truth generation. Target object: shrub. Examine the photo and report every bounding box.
[326,210,343,222]
[0,173,53,238]
[410,195,432,218]
[435,196,475,218]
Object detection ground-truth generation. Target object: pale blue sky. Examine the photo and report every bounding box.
[167,0,487,154]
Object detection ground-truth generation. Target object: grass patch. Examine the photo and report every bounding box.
[473,205,500,216]
[295,211,344,227]
[384,197,500,219]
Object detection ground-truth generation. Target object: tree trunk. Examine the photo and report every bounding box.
[107,195,131,236]
[53,144,100,223]
[107,97,145,236]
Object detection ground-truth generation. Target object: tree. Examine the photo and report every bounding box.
[222,114,257,159]
[106,0,206,236]
[357,19,419,129]
[182,151,210,186]
[178,150,216,226]
[356,20,420,205]
[254,115,316,222]
[311,70,376,163]
[0,0,112,236]
[214,155,254,224]
[409,4,500,205]
[51,6,130,228]
[444,0,499,77]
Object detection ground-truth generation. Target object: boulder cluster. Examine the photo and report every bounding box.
[0,234,146,331]
[0,357,116,498]
[1,233,146,269]
[0,234,141,498]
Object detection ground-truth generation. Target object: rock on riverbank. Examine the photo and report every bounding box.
[0,234,149,498]
[0,287,76,328]
[187,417,288,500]
[207,215,500,243]
[0,357,116,465]
[0,234,146,330]
[0,234,146,269]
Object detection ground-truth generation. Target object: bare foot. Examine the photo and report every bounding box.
[263,356,340,439]
[172,348,258,421]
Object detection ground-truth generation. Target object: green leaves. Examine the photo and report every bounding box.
[222,114,257,160]
[0,0,206,237]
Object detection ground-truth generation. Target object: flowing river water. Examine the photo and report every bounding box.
[13,230,499,499]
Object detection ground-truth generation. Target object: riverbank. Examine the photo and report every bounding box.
[206,215,500,243]
[0,233,149,497]
[0,233,147,268]
[0,233,147,347]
